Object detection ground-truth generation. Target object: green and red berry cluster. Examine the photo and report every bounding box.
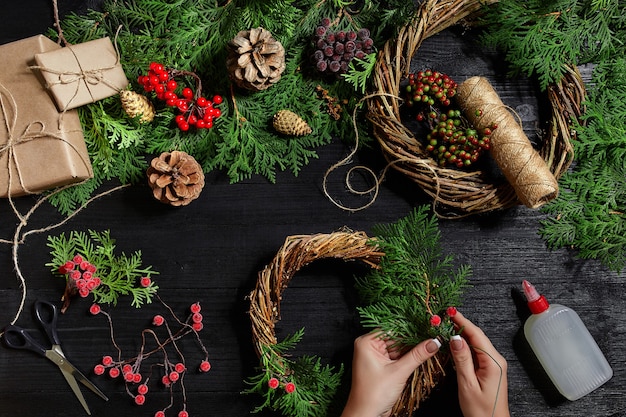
[405,70,457,108]
[138,62,223,131]
[424,110,496,168]
[312,18,374,76]
[58,255,101,298]
[90,300,211,417]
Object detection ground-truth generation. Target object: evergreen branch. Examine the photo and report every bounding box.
[356,206,471,346]
[46,230,159,310]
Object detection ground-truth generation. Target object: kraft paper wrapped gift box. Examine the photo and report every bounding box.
[33,36,129,111]
[0,35,93,198]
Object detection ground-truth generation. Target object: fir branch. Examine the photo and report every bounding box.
[46,230,159,310]
[342,52,377,94]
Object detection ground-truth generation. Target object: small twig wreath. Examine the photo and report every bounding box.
[366,0,585,217]
[246,230,449,416]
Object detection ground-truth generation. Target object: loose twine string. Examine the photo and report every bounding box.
[0,74,126,336]
[322,92,443,213]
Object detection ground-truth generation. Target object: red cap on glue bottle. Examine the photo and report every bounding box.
[522,280,550,314]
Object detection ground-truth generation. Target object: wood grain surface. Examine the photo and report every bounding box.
[1,2,623,417]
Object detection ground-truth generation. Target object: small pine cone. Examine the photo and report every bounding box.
[273,110,312,136]
[120,90,155,123]
[226,27,286,91]
[147,151,205,206]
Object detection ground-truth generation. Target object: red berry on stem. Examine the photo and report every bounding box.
[182,88,194,99]
[178,411,189,417]
[175,363,186,373]
[89,304,101,315]
[284,382,296,394]
[212,95,223,105]
[199,360,211,372]
[169,371,180,382]
[138,384,149,395]
[196,97,208,107]
[140,276,151,288]
[446,306,458,317]
[94,364,105,375]
[430,314,442,327]
[192,313,203,323]
[153,315,165,326]
[268,377,280,389]
[155,412,166,417]
[190,303,201,313]
[134,394,146,405]
[109,367,121,378]
[192,322,203,332]
[102,355,113,366]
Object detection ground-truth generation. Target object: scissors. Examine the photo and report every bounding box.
[2,300,108,415]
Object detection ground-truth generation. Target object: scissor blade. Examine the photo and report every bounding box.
[45,349,92,415]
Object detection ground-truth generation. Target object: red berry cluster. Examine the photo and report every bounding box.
[405,70,457,108]
[138,62,223,131]
[58,255,101,298]
[430,306,458,331]
[312,18,374,76]
[90,301,211,416]
[424,109,496,168]
[267,377,296,394]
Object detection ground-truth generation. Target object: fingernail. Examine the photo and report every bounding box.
[450,334,463,351]
[426,338,441,353]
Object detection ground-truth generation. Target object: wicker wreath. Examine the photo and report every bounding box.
[366,0,585,216]
[248,230,448,416]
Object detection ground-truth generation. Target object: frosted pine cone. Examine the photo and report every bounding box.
[273,110,312,136]
[120,90,155,123]
[227,27,286,91]
[147,151,205,206]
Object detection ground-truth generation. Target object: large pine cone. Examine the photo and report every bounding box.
[147,151,205,206]
[226,27,286,91]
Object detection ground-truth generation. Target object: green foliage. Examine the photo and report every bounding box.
[479,0,624,90]
[243,328,343,417]
[356,206,471,345]
[46,230,158,308]
[47,0,416,211]
[540,55,626,272]
[342,52,378,94]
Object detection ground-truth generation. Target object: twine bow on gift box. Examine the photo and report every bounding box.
[0,81,92,198]
[30,33,129,112]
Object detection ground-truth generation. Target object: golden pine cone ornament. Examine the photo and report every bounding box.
[120,90,155,123]
[147,151,205,206]
[226,27,286,91]
[272,110,312,136]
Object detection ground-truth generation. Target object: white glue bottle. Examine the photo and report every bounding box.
[522,279,613,400]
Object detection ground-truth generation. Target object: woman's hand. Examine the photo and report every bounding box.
[340,331,441,417]
[450,311,511,417]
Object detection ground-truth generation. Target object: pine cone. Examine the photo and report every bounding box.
[120,90,155,123]
[273,110,312,136]
[147,151,205,206]
[227,27,286,91]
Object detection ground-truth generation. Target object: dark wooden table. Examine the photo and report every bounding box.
[1,2,624,417]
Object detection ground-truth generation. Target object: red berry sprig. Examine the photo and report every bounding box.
[59,255,101,299]
[90,300,211,416]
[424,109,496,168]
[405,70,457,108]
[138,62,223,131]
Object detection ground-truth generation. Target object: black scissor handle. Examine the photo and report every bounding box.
[2,325,47,356]
[33,300,61,346]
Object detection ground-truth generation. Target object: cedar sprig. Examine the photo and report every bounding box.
[243,328,343,417]
[46,230,158,311]
[356,206,471,346]
[540,54,626,272]
[479,0,623,90]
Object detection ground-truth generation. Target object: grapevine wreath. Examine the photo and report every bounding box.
[246,207,471,417]
[365,0,585,217]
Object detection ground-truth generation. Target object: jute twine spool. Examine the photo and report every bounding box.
[456,76,559,208]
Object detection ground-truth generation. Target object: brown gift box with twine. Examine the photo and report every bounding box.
[0,35,93,198]
[33,36,129,111]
